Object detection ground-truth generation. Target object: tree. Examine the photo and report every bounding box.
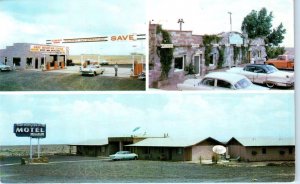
[241,7,286,46]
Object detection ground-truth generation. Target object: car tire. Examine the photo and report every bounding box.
[266,82,275,88]
[134,157,138,160]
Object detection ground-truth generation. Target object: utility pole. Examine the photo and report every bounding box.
[178,18,184,31]
[228,12,232,32]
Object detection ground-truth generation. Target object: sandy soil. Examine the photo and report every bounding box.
[0,155,295,183]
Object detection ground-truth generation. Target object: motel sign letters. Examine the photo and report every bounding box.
[14,123,46,138]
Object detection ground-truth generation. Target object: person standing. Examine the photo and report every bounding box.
[114,63,118,77]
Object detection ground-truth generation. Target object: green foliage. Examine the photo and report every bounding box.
[266,46,285,59]
[185,62,195,74]
[203,35,221,66]
[156,26,173,80]
[266,23,286,46]
[241,46,249,63]
[241,8,273,39]
[217,46,225,69]
[241,7,286,46]
[233,46,240,64]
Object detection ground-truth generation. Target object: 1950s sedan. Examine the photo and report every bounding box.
[177,72,268,90]
[109,151,138,161]
[227,64,294,88]
[80,64,105,76]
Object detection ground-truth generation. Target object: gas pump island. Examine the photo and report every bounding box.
[13,123,46,161]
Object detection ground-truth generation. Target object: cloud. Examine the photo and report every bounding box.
[0,93,294,145]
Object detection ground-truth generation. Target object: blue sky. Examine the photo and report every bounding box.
[0,0,146,55]
[148,0,294,47]
[0,92,295,145]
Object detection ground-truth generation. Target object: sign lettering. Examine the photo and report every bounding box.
[161,44,173,48]
[14,123,46,138]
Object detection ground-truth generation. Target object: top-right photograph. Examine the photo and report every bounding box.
[148,0,294,91]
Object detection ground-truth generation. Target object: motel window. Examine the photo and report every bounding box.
[262,148,267,154]
[159,147,164,154]
[101,146,105,153]
[13,58,21,66]
[289,147,293,154]
[177,148,183,155]
[174,57,184,70]
[143,147,150,154]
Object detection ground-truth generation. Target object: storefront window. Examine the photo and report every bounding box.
[13,57,21,66]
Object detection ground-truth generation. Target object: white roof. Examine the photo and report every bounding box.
[126,137,220,148]
[205,72,245,84]
[69,139,108,146]
[229,137,295,147]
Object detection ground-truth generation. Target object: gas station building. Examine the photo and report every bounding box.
[0,43,69,70]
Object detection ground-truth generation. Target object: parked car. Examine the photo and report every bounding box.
[227,64,294,88]
[138,71,145,80]
[265,55,294,70]
[0,63,12,71]
[177,72,268,90]
[109,151,138,161]
[99,60,109,65]
[80,64,105,76]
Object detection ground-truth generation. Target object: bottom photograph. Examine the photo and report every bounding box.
[0,92,295,183]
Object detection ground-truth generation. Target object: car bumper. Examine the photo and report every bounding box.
[0,68,11,71]
[276,82,294,87]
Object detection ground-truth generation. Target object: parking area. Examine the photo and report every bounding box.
[0,66,145,91]
[157,67,294,91]
[0,156,294,183]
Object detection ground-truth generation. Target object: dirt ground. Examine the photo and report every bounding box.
[0,67,145,91]
[0,156,295,183]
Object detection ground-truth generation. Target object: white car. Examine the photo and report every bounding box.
[227,64,294,88]
[109,151,138,161]
[0,63,12,71]
[177,72,268,90]
[80,65,105,76]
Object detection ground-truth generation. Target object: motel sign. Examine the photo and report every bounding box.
[14,123,46,138]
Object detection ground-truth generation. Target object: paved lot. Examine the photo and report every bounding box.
[0,156,295,183]
[0,67,145,91]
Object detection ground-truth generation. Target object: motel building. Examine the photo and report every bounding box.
[0,43,69,70]
[69,136,294,162]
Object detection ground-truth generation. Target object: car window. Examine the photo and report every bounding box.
[201,78,215,86]
[254,67,265,73]
[265,65,278,73]
[245,66,255,72]
[234,78,251,89]
[216,80,232,89]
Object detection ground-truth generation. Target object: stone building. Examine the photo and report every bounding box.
[149,24,267,88]
[149,24,205,88]
[209,32,267,69]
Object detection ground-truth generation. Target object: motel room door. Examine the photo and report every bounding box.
[194,55,201,75]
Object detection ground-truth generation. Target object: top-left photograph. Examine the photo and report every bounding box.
[0,0,146,91]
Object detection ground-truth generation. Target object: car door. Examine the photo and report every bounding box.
[242,66,257,82]
[198,78,215,90]
[252,66,268,84]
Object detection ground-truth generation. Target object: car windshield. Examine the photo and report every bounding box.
[265,65,278,73]
[234,78,252,89]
